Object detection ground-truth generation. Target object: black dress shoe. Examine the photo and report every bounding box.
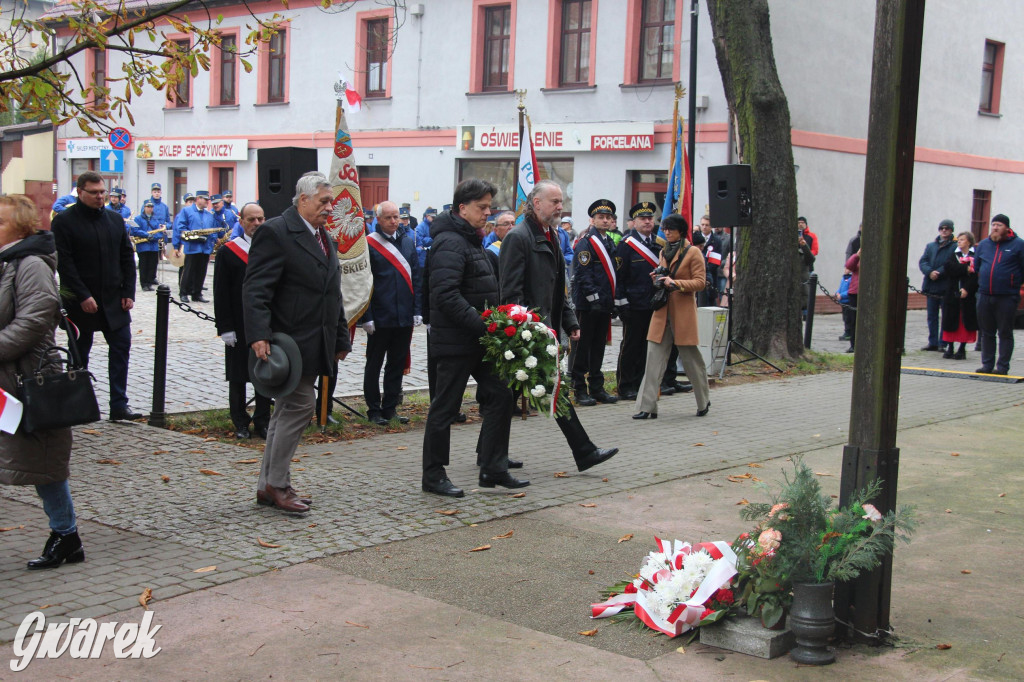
[576,394,597,407]
[921,345,940,351]
[992,368,1009,375]
[109,406,143,421]
[27,531,84,570]
[508,458,524,469]
[479,471,530,489]
[577,447,618,472]
[659,384,676,396]
[235,428,251,439]
[422,477,465,498]
[371,416,389,426]
[632,411,657,420]
[454,412,468,423]
[384,414,410,424]
[193,295,210,303]
[257,487,311,506]
[142,284,154,291]
[976,366,994,374]
[697,401,711,417]
[619,391,638,401]
[254,426,269,439]
[674,382,693,393]
[179,294,189,303]
[593,392,619,404]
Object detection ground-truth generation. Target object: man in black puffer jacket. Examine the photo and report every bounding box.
[421,179,527,498]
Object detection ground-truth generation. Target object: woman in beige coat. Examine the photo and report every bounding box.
[0,195,80,569]
[633,214,711,419]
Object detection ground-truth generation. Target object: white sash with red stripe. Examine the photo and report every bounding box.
[367,231,414,294]
[625,236,658,268]
[589,233,616,294]
[224,236,250,264]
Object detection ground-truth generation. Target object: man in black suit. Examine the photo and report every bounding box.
[244,172,351,514]
[214,202,271,440]
[51,171,141,421]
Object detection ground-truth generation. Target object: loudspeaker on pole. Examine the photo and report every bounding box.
[257,147,320,219]
[707,164,753,227]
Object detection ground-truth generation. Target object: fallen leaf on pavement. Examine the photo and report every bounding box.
[602,478,609,482]
[510,492,526,498]
[812,434,821,438]
[0,525,25,532]
[748,463,762,468]
[815,472,834,477]
[676,646,685,654]
[194,566,216,573]
[936,643,952,650]
[736,498,750,505]
[257,538,281,548]
[579,503,596,508]
[588,570,595,575]
[396,446,408,451]
[188,449,206,454]
[139,588,153,610]
[751,476,762,482]
[469,545,491,552]
[945,509,952,513]
[961,569,971,574]
[82,429,102,435]
[204,437,219,442]
[198,469,222,476]
[291,458,301,463]
[950,452,960,457]
[160,475,170,483]
[235,458,260,464]
[554,471,568,478]
[726,476,746,483]
[345,621,369,629]
[618,534,633,543]
[998,492,1006,497]
[321,452,332,456]
[491,530,514,539]
[153,450,169,455]
[693,443,704,447]
[436,510,460,516]
[96,459,122,465]
[578,629,598,636]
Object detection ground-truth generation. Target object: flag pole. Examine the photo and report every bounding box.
[515,89,527,198]
[687,0,698,233]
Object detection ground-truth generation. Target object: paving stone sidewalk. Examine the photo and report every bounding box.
[3,364,1022,642]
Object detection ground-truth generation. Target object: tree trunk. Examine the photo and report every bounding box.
[707,0,803,359]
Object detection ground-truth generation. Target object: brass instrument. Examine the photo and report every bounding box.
[130,227,168,245]
[181,227,224,242]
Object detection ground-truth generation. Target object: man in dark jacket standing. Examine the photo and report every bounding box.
[244,172,351,513]
[918,219,957,351]
[973,214,1024,375]
[500,180,618,473]
[614,201,662,400]
[51,171,141,421]
[362,200,421,425]
[422,179,526,498]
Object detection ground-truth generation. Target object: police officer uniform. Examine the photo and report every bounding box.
[614,202,663,399]
[569,199,620,405]
[130,199,163,290]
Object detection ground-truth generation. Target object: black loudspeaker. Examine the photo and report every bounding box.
[257,147,319,218]
[707,164,753,227]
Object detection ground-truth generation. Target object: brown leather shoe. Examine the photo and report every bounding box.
[261,484,309,513]
[257,487,312,506]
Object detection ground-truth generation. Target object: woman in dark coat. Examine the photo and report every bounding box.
[941,231,979,360]
[0,195,80,569]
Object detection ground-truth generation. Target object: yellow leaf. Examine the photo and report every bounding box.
[579,503,596,508]
[160,475,170,483]
[950,452,960,457]
[194,565,216,573]
[291,458,301,463]
[82,428,102,435]
[0,525,25,532]
[257,537,281,548]
[618,534,633,543]
[676,646,685,654]
[138,588,153,610]
[578,628,598,636]
[235,458,260,464]
[509,492,526,498]
[814,472,834,477]
[396,446,408,451]
[693,442,704,447]
[554,472,568,478]
[198,469,222,476]
[736,498,750,505]
[491,530,514,540]
[436,509,460,516]
[469,544,491,552]
[747,463,762,468]
[945,508,952,513]
[96,459,122,465]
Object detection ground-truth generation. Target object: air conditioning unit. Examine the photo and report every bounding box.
[697,306,729,376]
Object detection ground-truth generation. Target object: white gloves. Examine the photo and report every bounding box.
[362,321,376,335]
[413,315,423,327]
[221,331,237,347]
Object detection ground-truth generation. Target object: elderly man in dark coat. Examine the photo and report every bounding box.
[215,202,271,440]
[51,170,141,421]
[499,180,618,473]
[244,172,351,513]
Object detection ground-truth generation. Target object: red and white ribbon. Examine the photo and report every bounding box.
[0,387,23,434]
[367,232,414,294]
[625,236,658,268]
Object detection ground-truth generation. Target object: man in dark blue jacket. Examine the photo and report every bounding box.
[973,214,1024,375]
[149,182,172,227]
[918,219,958,350]
[362,201,422,425]
[614,202,661,400]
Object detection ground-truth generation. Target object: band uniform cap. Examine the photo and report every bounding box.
[424,207,437,216]
[401,202,411,208]
[629,202,657,219]
[151,182,162,190]
[195,190,210,198]
[991,213,1010,229]
[588,199,616,217]
[442,204,453,212]
[248,332,303,399]
[223,190,233,196]
[110,187,124,196]
[211,194,224,202]
[561,216,573,225]
[399,207,410,217]
[143,199,155,207]
[184,192,195,201]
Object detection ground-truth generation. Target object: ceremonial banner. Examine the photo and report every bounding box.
[325,79,372,326]
[514,112,538,224]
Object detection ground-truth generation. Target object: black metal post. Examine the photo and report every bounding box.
[149,284,170,428]
[687,0,698,215]
[804,273,818,349]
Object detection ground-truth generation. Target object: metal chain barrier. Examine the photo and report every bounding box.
[906,282,945,300]
[816,279,857,312]
[168,295,217,324]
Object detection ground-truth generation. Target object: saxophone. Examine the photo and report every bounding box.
[181,227,224,242]
[131,227,168,245]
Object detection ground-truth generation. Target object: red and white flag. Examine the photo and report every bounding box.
[0,388,23,434]
[339,73,362,114]
[707,247,722,266]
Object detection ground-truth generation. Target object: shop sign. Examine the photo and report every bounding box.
[65,138,113,158]
[134,139,249,161]
[457,123,655,152]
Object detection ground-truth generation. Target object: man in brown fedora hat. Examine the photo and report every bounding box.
[244,172,351,513]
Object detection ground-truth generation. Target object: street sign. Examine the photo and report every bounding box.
[100,149,124,174]
[108,127,132,150]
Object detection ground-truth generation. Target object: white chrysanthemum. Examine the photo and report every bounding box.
[521,329,532,341]
[530,385,546,398]
[503,350,515,360]
[524,356,537,369]
[685,549,715,574]
[515,370,529,381]
[546,344,558,357]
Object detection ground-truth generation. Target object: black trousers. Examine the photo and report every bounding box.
[363,326,412,417]
[570,311,610,395]
[616,308,653,395]
[78,323,132,412]
[229,381,272,431]
[137,250,158,286]
[180,252,209,298]
[423,350,511,480]
[847,294,859,346]
[556,405,598,462]
[977,293,1018,372]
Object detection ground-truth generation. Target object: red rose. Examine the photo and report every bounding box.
[483,309,493,318]
[487,322,498,333]
[700,607,715,620]
[498,304,512,313]
[512,313,527,324]
[713,588,735,605]
[531,312,540,321]
[504,326,516,337]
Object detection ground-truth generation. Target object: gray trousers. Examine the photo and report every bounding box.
[635,327,710,414]
[258,375,315,490]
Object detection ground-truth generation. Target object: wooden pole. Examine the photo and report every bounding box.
[836,0,925,642]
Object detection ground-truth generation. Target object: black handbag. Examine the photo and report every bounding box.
[16,338,100,434]
[650,246,690,310]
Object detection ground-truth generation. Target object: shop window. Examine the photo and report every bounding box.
[457,158,574,213]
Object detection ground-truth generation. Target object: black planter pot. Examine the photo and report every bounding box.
[789,582,836,665]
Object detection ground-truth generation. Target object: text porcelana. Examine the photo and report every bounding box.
[10,611,162,672]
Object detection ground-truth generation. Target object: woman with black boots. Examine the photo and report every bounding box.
[941,231,979,361]
[0,195,82,569]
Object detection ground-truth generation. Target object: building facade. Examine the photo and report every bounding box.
[47,0,1023,289]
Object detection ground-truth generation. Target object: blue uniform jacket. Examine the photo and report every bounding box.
[52,194,76,213]
[414,217,433,268]
[173,205,219,255]
[614,229,661,310]
[571,226,617,313]
[363,226,421,327]
[974,233,1024,297]
[107,203,132,220]
[557,227,573,268]
[131,214,163,252]
[150,197,171,227]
